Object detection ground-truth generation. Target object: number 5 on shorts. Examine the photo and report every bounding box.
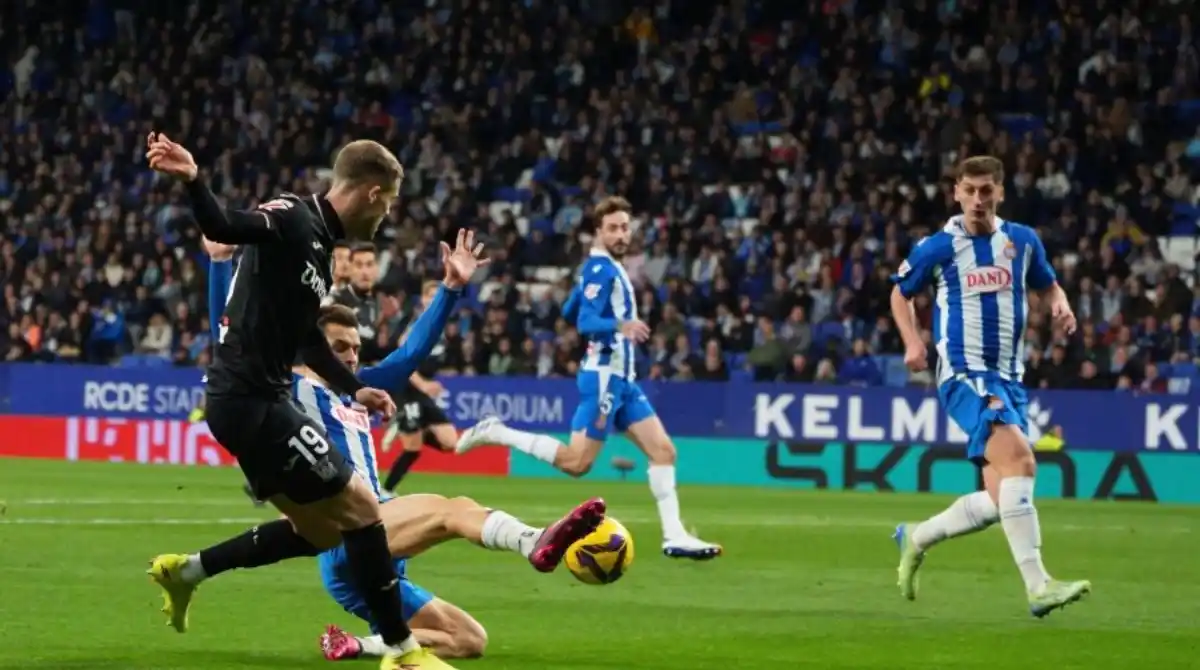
[288,425,331,465]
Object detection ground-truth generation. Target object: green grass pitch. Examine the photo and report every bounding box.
[0,458,1197,669]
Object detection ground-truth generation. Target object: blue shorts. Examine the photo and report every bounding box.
[318,546,434,633]
[938,375,1029,465]
[570,373,656,441]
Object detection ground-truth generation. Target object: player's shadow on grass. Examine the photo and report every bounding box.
[0,650,306,669]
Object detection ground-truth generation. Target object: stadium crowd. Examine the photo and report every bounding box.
[1,0,1199,393]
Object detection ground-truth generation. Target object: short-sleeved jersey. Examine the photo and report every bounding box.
[892,216,1056,385]
[577,249,638,381]
[207,194,340,400]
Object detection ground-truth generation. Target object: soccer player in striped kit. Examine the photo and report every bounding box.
[456,196,721,560]
[890,156,1091,617]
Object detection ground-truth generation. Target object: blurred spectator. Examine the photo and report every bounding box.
[2,0,1199,395]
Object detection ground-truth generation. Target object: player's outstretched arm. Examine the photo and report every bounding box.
[360,229,486,389]
[145,132,285,246]
[357,229,484,391]
[359,284,460,390]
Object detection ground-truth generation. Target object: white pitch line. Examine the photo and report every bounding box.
[17,498,261,506]
[0,507,1191,535]
[0,517,269,526]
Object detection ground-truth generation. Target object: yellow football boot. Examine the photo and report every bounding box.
[147,553,198,632]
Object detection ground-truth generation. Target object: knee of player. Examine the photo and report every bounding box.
[447,495,480,510]
[987,424,1036,476]
[560,457,593,477]
[444,495,484,521]
[456,626,488,658]
[646,440,677,465]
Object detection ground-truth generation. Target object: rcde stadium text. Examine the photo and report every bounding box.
[445,391,564,425]
[82,381,204,415]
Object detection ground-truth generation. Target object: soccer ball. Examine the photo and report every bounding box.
[564,517,635,585]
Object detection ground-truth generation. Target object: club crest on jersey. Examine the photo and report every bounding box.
[962,266,1013,294]
[1003,241,1017,259]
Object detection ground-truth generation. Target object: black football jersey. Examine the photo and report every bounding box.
[206,193,341,399]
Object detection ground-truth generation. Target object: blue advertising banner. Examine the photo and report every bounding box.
[3,363,1200,452]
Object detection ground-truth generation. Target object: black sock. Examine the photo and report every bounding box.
[341,521,413,646]
[198,518,321,577]
[384,450,422,491]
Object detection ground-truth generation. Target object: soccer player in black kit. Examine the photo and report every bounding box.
[142,132,459,670]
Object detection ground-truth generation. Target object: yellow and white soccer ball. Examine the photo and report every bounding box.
[564,517,635,585]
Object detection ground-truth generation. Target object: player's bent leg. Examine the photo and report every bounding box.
[457,416,603,477]
[624,415,721,560]
[985,419,1090,617]
[304,475,454,668]
[427,423,458,451]
[379,494,481,557]
[379,493,605,572]
[272,500,346,551]
[323,599,488,662]
[147,500,331,633]
[408,599,489,659]
[893,482,999,600]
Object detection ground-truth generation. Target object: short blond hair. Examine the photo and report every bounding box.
[956,155,1005,183]
[333,140,405,186]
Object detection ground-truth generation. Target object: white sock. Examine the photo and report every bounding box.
[493,425,561,464]
[648,464,688,541]
[358,635,389,658]
[910,491,999,551]
[998,476,1051,592]
[181,554,208,584]
[480,510,543,558]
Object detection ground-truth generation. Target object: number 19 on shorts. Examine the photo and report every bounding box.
[288,425,331,465]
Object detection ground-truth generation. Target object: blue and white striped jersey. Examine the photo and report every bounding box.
[892,216,1057,386]
[292,374,387,500]
[575,249,639,381]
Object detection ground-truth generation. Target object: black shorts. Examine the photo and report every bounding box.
[392,390,451,434]
[206,394,354,505]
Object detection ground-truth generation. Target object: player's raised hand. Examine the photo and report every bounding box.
[440,228,490,289]
[903,342,928,372]
[619,319,651,343]
[355,387,396,419]
[145,132,199,182]
[202,236,237,261]
[1051,301,1077,336]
